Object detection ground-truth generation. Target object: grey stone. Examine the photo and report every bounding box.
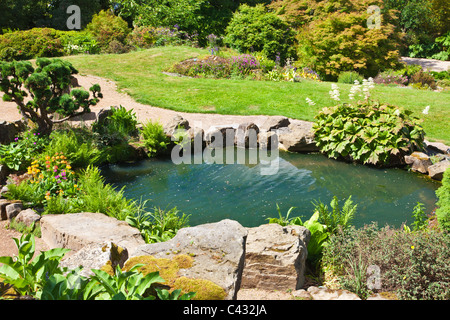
[130,219,248,300]
[40,212,146,253]
[258,131,278,150]
[425,140,450,155]
[15,208,41,227]
[0,199,22,221]
[205,125,238,148]
[306,286,361,300]
[428,160,450,181]
[6,202,23,220]
[235,122,259,148]
[60,242,129,278]
[260,116,290,132]
[405,152,433,174]
[278,123,319,153]
[164,115,190,137]
[241,223,310,291]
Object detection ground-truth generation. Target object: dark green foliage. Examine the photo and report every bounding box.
[313,102,425,166]
[0,58,102,134]
[224,4,297,62]
[322,223,450,300]
[436,168,450,232]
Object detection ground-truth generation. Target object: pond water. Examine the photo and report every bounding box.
[101,148,440,228]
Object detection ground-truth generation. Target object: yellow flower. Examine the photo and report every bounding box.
[66,165,72,170]
[411,246,415,250]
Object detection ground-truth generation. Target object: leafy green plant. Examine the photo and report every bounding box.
[140,120,170,157]
[0,130,49,171]
[0,233,70,297]
[93,106,138,139]
[312,196,357,235]
[313,100,425,166]
[266,204,302,226]
[338,71,364,84]
[411,202,428,231]
[126,206,190,243]
[89,264,164,300]
[435,168,450,232]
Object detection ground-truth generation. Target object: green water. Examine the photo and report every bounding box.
[101,148,441,228]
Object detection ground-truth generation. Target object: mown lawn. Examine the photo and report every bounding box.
[64,46,450,144]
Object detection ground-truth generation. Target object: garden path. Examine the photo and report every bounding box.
[0,74,292,132]
[401,57,450,72]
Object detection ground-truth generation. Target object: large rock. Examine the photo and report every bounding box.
[260,116,290,132]
[404,152,433,174]
[130,219,248,300]
[241,223,311,291]
[278,123,319,153]
[0,199,22,221]
[15,208,41,227]
[5,202,23,220]
[60,242,129,278]
[205,125,238,148]
[235,122,259,148]
[428,160,450,181]
[425,140,450,155]
[163,115,190,137]
[40,212,146,252]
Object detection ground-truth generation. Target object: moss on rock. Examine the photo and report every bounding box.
[123,254,226,300]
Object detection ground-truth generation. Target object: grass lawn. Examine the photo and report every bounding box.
[64,46,450,144]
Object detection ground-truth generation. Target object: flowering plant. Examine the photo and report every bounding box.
[27,152,79,202]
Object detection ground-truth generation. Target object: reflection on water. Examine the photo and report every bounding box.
[101,148,440,228]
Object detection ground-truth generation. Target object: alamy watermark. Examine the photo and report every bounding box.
[367,5,381,29]
[169,123,280,176]
[66,5,81,30]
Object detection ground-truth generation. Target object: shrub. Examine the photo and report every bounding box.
[127,26,156,49]
[0,58,102,135]
[373,71,409,86]
[435,168,450,232]
[224,4,297,62]
[322,223,450,300]
[295,0,403,80]
[409,69,437,90]
[86,10,131,50]
[59,31,101,55]
[338,71,365,84]
[0,28,66,61]
[313,87,425,166]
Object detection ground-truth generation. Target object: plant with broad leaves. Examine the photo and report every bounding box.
[313,101,425,166]
[0,233,70,298]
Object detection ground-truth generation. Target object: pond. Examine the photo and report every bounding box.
[101,148,441,228]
